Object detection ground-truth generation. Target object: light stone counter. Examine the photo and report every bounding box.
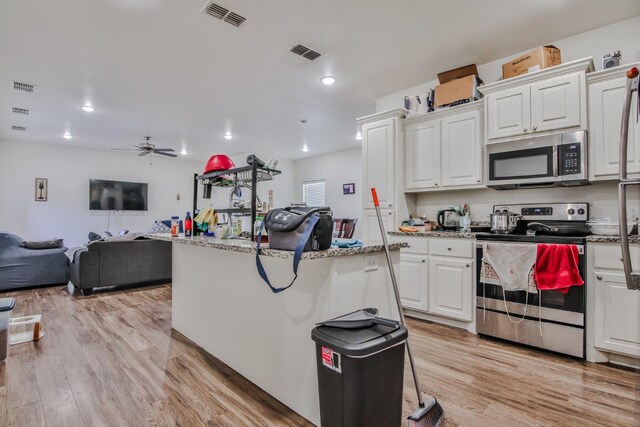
[148,234,407,258]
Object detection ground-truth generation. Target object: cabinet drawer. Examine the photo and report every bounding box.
[429,238,473,258]
[591,243,640,270]
[398,237,429,254]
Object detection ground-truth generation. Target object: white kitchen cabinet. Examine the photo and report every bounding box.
[428,257,473,321]
[363,209,394,243]
[486,85,530,140]
[481,58,593,142]
[441,109,482,187]
[588,64,640,180]
[399,253,429,311]
[405,119,441,190]
[404,101,484,192]
[594,272,640,357]
[530,72,581,133]
[362,117,396,209]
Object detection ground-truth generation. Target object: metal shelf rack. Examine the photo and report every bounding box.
[193,163,281,240]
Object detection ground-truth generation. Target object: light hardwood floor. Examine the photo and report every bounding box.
[0,284,637,427]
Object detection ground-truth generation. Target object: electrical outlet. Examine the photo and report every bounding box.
[364,256,378,272]
[631,208,639,222]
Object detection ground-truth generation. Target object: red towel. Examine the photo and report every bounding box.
[534,244,584,294]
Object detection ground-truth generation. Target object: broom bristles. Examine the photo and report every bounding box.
[407,397,444,427]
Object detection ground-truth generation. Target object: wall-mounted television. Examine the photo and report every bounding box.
[89,179,148,211]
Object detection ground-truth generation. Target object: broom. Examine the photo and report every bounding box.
[371,188,445,427]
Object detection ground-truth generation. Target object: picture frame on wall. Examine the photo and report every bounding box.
[35,178,48,202]
[342,183,355,195]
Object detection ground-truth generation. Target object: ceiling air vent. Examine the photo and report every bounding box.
[13,81,35,93]
[201,1,246,27]
[12,107,29,115]
[290,44,322,61]
[12,125,26,131]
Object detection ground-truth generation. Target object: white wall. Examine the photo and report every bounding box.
[413,183,639,224]
[0,140,192,246]
[377,16,640,111]
[294,148,362,238]
[0,141,297,247]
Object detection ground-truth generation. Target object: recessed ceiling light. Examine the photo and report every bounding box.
[321,76,335,86]
[302,144,309,152]
[180,148,187,155]
[224,131,233,140]
[82,104,95,112]
[63,132,72,139]
[355,132,362,141]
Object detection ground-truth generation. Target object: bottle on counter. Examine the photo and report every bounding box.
[171,216,180,237]
[184,212,192,237]
[254,215,268,243]
[461,213,471,233]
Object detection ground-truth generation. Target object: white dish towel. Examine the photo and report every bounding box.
[482,242,537,293]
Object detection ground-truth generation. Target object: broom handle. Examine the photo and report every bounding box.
[371,188,425,407]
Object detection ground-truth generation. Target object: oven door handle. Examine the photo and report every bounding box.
[476,241,584,254]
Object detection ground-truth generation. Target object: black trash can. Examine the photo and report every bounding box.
[311,309,408,427]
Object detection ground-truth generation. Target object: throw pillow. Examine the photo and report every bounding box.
[148,221,171,234]
[88,232,103,242]
[21,239,64,249]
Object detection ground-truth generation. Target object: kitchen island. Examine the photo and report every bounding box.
[149,234,407,426]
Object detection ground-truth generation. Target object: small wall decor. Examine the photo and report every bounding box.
[35,178,48,201]
[342,183,355,195]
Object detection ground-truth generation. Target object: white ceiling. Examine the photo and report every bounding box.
[1,0,639,161]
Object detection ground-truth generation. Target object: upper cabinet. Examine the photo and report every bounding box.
[405,119,441,190]
[404,101,484,192]
[587,63,640,181]
[480,58,593,143]
[360,110,404,209]
[441,109,482,187]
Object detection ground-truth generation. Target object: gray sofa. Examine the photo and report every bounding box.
[0,232,70,291]
[69,238,171,295]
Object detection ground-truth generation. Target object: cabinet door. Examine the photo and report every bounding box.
[530,72,581,133]
[594,272,640,357]
[487,86,530,140]
[399,254,429,311]
[363,209,394,243]
[362,118,395,209]
[428,257,473,321]
[589,76,640,179]
[441,110,482,187]
[405,120,441,190]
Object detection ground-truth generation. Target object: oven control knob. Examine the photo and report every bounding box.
[597,275,603,280]
[577,208,585,215]
[567,208,575,215]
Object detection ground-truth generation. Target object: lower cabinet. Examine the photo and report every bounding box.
[395,238,475,326]
[428,257,473,321]
[594,271,640,357]
[399,253,429,311]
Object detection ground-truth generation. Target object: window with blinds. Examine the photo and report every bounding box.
[303,180,326,207]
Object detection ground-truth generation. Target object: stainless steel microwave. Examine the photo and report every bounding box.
[486,130,589,190]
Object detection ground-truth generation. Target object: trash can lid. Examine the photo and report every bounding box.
[312,311,407,357]
[0,297,16,312]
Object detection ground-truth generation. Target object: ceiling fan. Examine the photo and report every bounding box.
[111,136,177,157]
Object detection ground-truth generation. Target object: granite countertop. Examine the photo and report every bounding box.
[586,234,640,244]
[388,231,478,239]
[147,234,408,259]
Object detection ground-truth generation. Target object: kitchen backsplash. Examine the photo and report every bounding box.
[413,181,639,223]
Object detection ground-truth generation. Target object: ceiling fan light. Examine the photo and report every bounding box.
[180,149,187,155]
[63,132,72,139]
[224,132,233,140]
[82,104,95,112]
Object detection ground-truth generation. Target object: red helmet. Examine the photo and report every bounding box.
[204,154,235,174]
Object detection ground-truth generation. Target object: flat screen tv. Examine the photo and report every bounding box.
[89,179,148,211]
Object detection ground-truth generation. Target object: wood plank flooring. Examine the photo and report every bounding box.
[0,284,637,426]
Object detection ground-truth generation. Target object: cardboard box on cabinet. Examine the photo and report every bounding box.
[502,45,561,79]
[434,63,482,108]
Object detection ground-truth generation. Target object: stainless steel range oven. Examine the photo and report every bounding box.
[475,203,588,358]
